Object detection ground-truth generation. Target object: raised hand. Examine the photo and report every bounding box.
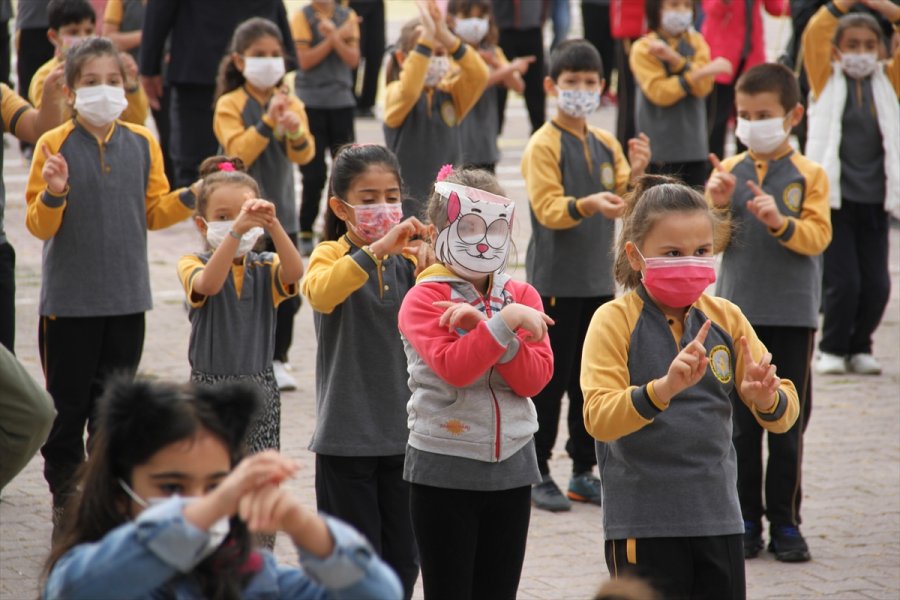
[415,0,439,42]
[583,192,626,219]
[647,39,681,64]
[235,198,276,233]
[738,336,781,412]
[627,132,651,177]
[708,56,734,77]
[745,181,785,230]
[278,110,302,136]
[403,238,436,276]
[369,216,429,257]
[434,300,487,332]
[510,55,536,74]
[707,153,736,208]
[238,483,334,558]
[41,144,69,194]
[266,93,290,123]
[655,319,711,403]
[499,304,555,343]
[317,18,336,37]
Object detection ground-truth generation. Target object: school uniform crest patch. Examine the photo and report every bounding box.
[600,162,615,189]
[440,100,458,126]
[783,183,803,214]
[709,345,732,383]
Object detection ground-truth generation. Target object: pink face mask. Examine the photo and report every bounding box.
[636,248,717,308]
[344,202,403,243]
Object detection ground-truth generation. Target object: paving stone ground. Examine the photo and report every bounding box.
[2,4,899,598]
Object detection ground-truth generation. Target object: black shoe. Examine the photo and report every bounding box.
[768,524,811,562]
[743,520,764,559]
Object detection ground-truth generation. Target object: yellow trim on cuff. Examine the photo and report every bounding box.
[769,217,790,237]
[575,198,590,219]
[44,184,70,199]
[759,393,779,414]
[647,380,669,411]
[361,245,384,264]
[261,113,275,128]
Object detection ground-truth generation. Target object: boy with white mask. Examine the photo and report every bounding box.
[25,36,200,536]
[802,0,900,378]
[707,62,832,563]
[522,39,650,512]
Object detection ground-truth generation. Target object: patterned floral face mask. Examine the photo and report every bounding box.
[425,56,451,87]
[556,88,600,118]
[343,201,404,243]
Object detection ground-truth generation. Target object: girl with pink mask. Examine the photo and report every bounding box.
[301,144,432,599]
[398,167,554,599]
[580,175,800,599]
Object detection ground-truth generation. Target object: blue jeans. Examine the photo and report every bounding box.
[551,0,571,50]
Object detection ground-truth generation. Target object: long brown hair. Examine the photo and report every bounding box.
[215,17,286,101]
[43,378,262,599]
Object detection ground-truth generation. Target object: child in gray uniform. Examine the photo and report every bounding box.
[177,156,303,458]
[301,144,430,599]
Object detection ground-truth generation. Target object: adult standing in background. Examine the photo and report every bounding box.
[14,0,53,157]
[494,0,547,135]
[609,0,643,151]
[581,0,616,104]
[349,0,385,118]
[1,0,11,86]
[550,0,571,50]
[140,0,297,187]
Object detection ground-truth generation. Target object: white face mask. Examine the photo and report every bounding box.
[840,52,878,79]
[661,10,693,35]
[204,220,264,257]
[735,116,790,155]
[119,479,230,561]
[455,17,489,45]
[425,56,451,87]
[74,85,128,127]
[242,56,286,89]
[557,88,600,118]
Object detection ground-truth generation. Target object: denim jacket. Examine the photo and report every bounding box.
[43,497,402,599]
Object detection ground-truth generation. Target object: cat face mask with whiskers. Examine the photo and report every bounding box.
[433,182,514,281]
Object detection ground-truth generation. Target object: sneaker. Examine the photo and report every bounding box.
[532,474,572,512]
[743,520,764,559]
[567,472,602,506]
[299,235,315,257]
[768,524,811,562]
[815,352,847,375]
[848,353,882,375]
[273,360,297,391]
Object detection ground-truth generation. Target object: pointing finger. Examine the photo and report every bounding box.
[739,336,757,368]
[693,319,712,345]
[41,144,52,159]
[709,153,724,172]
[746,180,765,197]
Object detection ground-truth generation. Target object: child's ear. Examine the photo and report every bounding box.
[788,103,804,128]
[194,216,207,234]
[63,84,75,107]
[624,241,643,272]
[543,76,557,96]
[600,77,607,95]
[329,196,350,222]
[232,52,245,72]
[47,28,60,49]
[831,44,841,63]
[394,49,406,67]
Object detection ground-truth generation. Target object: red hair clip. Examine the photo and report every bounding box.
[436,164,453,182]
[218,161,235,172]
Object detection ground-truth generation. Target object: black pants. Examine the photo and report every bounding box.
[299,107,356,235]
[0,242,14,353]
[39,313,145,505]
[169,83,219,187]
[16,28,54,98]
[316,454,418,600]
[152,85,175,183]
[410,483,531,600]
[533,295,610,475]
[648,160,710,189]
[263,233,301,362]
[497,27,545,135]
[349,0,385,111]
[733,326,813,527]
[0,20,10,86]
[581,2,615,85]
[615,39,638,150]
[606,534,745,600]
[707,81,748,159]
[820,201,891,356]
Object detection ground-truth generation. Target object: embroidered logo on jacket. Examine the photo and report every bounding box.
[709,345,733,383]
[440,419,470,435]
[440,100,458,126]
[783,183,803,214]
[600,162,615,190]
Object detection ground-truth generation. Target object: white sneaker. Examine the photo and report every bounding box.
[815,352,847,375]
[273,360,298,391]
[848,353,882,375]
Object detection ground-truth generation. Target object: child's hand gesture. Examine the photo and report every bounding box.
[627,133,651,178]
[239,483,334,558]
[183,451,299,529]
[707,57,734,77]
[738,336,781,413]
[369,216,429,257]
[434,300,487,332]
[416,0,456,48]
[119,51,139,85]
[860,0,900,21]
[655,319,711,403]
[582,192,626,219]
[647,39,681,65]
[500,304,555,343]
[234,198,275,233]
[745,181,785,230]
[317,18,336,37]
[278,110,302,136]
[41,144,69,195]
[510,55,536,75]
[403,238,436,276]
[266,93,290,123]
[707,153,736,208]
[337,15,363,40]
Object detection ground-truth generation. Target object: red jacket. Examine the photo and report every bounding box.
[701,0,790,84]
